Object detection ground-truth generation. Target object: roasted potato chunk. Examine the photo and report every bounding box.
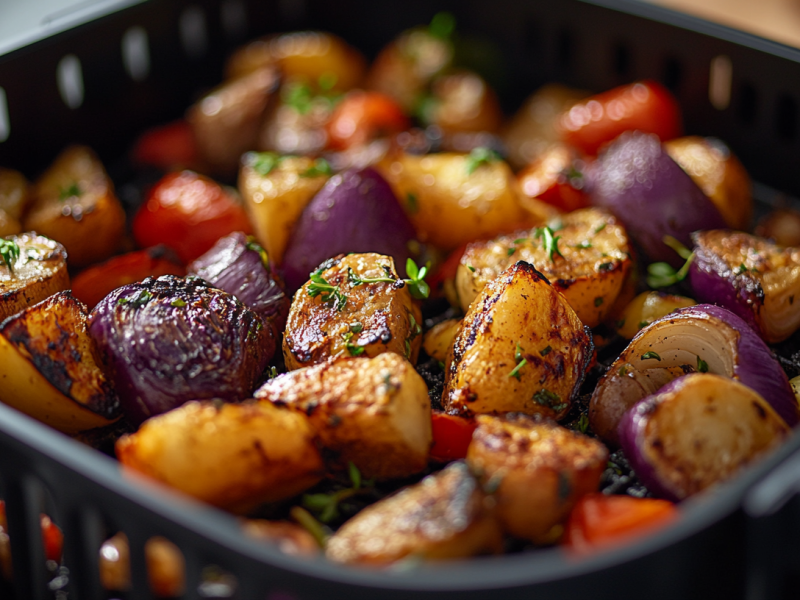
[24,146,126,268]
[0,168,28,236]
[326,461,502,565]
[467,414,607,542]
[456,208,631,327]
[255,352,431,480]
[1,233,69,322]
[0,291,119,433]
[376,151,555,251]
[116,400,323,513]
[283,253,422,370]
[444,261,593,419]
[239,153,330,267]
[422,318,461,366]
[187,66,280,175]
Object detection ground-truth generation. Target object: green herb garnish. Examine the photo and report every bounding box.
[58,182,81,201]
[533,226,564,263]
[465,146,502,175]
[307,268,347,311]
[0,238,21,272]
[594,223,606,234]
[345,259,429,300]
[250,152,285,176]
[467,265,476,272]
[301,462,373,523]
[575,240,593,249]
[697,356,709,373]
[118,289,153,309]
[540,345,552,356]
[533,388,567,411]
[245,237,270,269]
[642,351,662,361]
[170,298,186,307]
[594,296,604,307]
[349,321,363,334]
[506,247,516,257]
[300,158,333,178]
[508,343,527,380]
[646,254,694,288]
[406,192,419,214]
[576,413,590,434]
[429,11,456,39]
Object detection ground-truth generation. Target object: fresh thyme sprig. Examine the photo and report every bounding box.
[465,146,502,175]
[533,226,564,263]
[346,259,430,300]
[508,343,527,380]
[646,235,694,288]
[0,238,21,272]
[301,462,373,523]
[307,268,348,311]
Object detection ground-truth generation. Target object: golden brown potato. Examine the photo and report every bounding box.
[502,84,588,169]
[467,414,607,542]
[187,66,280,175]
[422,318,461,365]
[664,136,752,231]
[0,291,119,433]
[444,261,593,420]
[24,146,126,268]
[427,71,502,134]
[326,461,502,565]
[756,207,800,247]
[0,233,69,322]
[376,151,556,251]
[456,208,632,326]
[617,291,696,339]
[255,352,431,479]
[238,153,330,267]
[116,400,323,513]
[283,253,422,370]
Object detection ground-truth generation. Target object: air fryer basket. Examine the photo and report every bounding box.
[2,1,800,598]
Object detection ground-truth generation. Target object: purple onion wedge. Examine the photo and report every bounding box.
[589,131,726,267]
[589,303,799,447]
[619,373,790,501]
[188,232,290,335]
[88,275,274,425]
[689,229,800,343]
[282,166,418,292]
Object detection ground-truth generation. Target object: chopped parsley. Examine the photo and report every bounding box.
[118,289,153,309]
[245,237,270,269]
[170,298,186,307]
[249,151,285,176]
[533,388,567,412]
[58,182,82,201]
[0,238,21,272]
[642,351,662,361]
[300,158,333,178]
[697,356,709,373]
[465,146,502,175]
[307,268,347,311]
[508,343,527,380]
[533,226,564,263]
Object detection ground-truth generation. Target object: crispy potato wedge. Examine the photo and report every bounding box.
[326,461,502,565]
[283,253,422,370]
[422,318,461,366]
[24,146,126,268]
[376,151,555,251]
[444,261,593,419]
[467,414,607,542]
[1,233,69,322]
[116,400,323,514]
[238,153,330,267]
[187,66,280,175]
[0,291,119,433]
[256,353,431,479]
[456,208,631,326]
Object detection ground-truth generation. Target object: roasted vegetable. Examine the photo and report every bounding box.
[590,131,725,267]
[422,317,460,365]
[186,66,280,175]
[619,373,789,501]
[99,533,185,598]
[430,412,477,462]
[325,91,409,150]
[616,291,695,340]
[517,143,589,212]
[282,167,417,291]
[467,413,607,542]
[116,399,323,513]
[378,150,555,251]
[131,120,199,172]
[132,171,253,264]
[238,152,330,268]
[456,208,631,326]
[89,275,273,425]
[255,352,431,479]
[0,291,120,433]
[325,461,502,564]
[590,304,798,447]
[188,232,289,335]
[664,136,752,231]
[0,233,69,322]
[283,253,422,370]
[0,168,28,237]
[23,146,126,268]
[424,70,502,134]
[689,230,800,343]
[444,261,593,420]
[755,207,800,247]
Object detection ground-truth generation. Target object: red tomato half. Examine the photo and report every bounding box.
[131,120,198,171]
[326,90,410,150]
[558,80,682,156]
[133,171,252,263]
[430,412,478,462]
[563,493,678,554]
[518,144,590,212]
[71,246,185,308]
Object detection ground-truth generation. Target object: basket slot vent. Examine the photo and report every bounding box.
[56,55,84,110]
[776,94,797,141]
[122,26,150,82]
[221,0,248,41]
[4,476,49,600]
[738,82,758,125]
[180,6,209,59]
[709,54,732,110]
[612,43,630,77]
[61,506,105,599]
[279,0,307,24]
[0,87,8,143]
[662,56,683,93]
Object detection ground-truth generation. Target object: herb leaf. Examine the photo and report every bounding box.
[508,343,527,380]
[300,158,333,178]
[533,226,564,263]
[59,182,81,201]
[465,146,502,175]
[646,253,694,289]
[642,351,662,361]
[307,269,347,311]
[249,152,284,176]
[245,237,270,269]
[429,11,456,39]
[118,289,153,309]
[0,238,21,272]
[697,356,709,373]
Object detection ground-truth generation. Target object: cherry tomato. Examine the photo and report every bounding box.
[430,412,478,462]
[426,243,468,298]
[326,90,410,150]
[72,246,185,309]
[517,144,589,212]
[558,80,682,156]
[131,120,198,171]
[0,501,63,564]
[563,493,677,553]
[133,171,252,263]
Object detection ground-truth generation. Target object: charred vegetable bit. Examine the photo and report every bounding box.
[533,226,564,263]
[0,238,20,271]
[465,147,502,175]
[508,343,527,380]
[307,269,348,311]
